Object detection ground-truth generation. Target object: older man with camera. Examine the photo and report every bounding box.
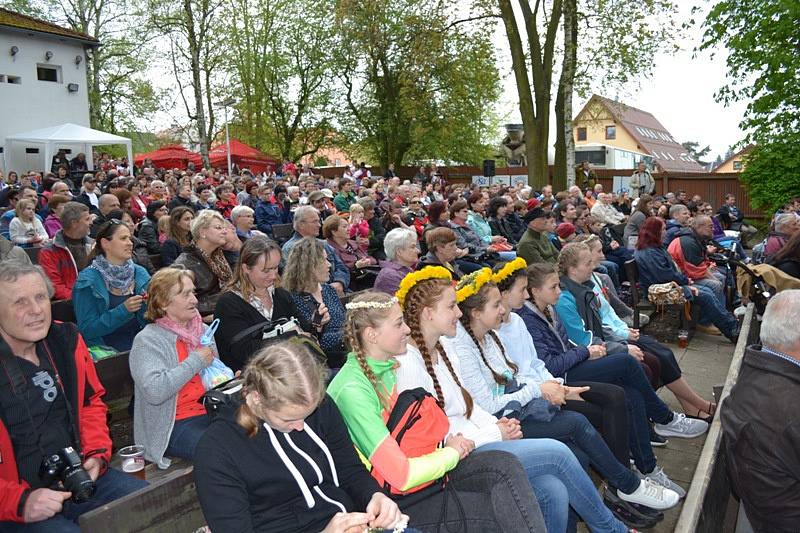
[0,263,146,531]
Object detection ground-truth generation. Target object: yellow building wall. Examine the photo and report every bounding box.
[714,158,744,173]
[573,118,641,153]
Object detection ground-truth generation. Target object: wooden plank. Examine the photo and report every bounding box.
[674,304,756,532]
[96,352,134,405]
[79,466,205,533]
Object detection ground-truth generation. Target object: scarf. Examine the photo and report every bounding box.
[155,311,205,351]
[559,275,605,340]
[91,254,135,292]
[192,244,232,285]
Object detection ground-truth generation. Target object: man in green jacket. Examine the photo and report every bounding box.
[333,178,357,212]
[517,207,559,264]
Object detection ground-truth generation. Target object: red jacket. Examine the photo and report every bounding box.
[0,324,112,522]
[38,232,93,301]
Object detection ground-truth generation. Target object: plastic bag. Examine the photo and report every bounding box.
[200,357,235,390]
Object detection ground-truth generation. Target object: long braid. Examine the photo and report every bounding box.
[345,314,389,411]
[460,315,507,385]
[435,340,474,418]
[487,330,518,376]
[403,279,474,418]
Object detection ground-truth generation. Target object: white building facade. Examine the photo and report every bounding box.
[0,9,98,173]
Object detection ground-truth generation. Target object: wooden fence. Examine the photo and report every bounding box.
[315,165,761,217]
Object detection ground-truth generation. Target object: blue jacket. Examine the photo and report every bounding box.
[633,246,692,299]
[73,263,150,348]
[514,302,589,379]
[663,219,684,246]
[255,199,291,236]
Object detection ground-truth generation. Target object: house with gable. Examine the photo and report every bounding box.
[573,94,705,174]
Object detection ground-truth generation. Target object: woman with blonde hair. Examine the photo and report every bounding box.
[394,267,631,532]
[328,291,547,532]
[283,237,346,368]
[129,267,217,468]
[173,209,233,320]
[193,339,419,533]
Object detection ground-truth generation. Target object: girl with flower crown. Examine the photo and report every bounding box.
[327,291,547,532]
[444,263,679,518]
[394,267,634,533]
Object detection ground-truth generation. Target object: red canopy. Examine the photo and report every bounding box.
[209,139,277,174]
[135,145,202,170]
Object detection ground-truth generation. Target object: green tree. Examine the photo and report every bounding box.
[700,1,799,211]
[334,0,501,168]
[2,0,162,133]
[224,0,336,163]
[681,141,712,167]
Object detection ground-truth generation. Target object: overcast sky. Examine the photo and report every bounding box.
[490,1,749,162]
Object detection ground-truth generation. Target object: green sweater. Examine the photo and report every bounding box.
[517,228,559,264]
[327,353,459,492]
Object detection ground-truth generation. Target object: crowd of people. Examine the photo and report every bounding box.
[0,156,798,532]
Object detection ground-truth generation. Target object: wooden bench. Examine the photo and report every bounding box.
[79,465,205,533]
[95,351,134,409]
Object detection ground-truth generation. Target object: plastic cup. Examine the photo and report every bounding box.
[678,330,689,348]
[118,445,146,480]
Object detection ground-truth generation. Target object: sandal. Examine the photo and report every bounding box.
[686,401,716,422]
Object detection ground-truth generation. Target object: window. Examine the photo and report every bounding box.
[7,76,21,84]
[576,127,587,141]
[733,160,743,170]
[605,125,616,140]
[25,148,40,154]
[575,150,605,166]
[36,64,61,83]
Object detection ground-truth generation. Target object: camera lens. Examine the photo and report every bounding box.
[63,467,95,503]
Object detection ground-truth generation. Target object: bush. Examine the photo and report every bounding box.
[738,138,800,213]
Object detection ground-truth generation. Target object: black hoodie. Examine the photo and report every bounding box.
[192,394,381,533]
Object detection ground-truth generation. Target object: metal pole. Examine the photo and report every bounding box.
[224,105,232,176]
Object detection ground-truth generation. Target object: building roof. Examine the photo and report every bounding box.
[576,95,705,174]
[712,143,755,173]
[0,8,99,45]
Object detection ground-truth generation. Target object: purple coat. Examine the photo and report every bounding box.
[43,214,62,238]
[373,260,413,295]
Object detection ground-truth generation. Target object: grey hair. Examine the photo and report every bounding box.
[190,209,226,240]
[287,185,299,195]
[0,262,54,298]
[691,215,711,229]
[357,197,376,211]
[60,201,89,229]
[292,205,319,231]
[669,204,688,218]
[774,213,798,233]
[384,228,417,261]
[230,205,254,223]
[760,290,800,351]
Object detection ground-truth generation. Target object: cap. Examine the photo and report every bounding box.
[308,191,325,203]
[320,188,334,199]
[556,223,576,239]
[526,198,540,210]
[523,207,547,224]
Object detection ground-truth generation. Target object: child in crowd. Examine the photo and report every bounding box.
[348,202,370,253]
[9,198,48,247]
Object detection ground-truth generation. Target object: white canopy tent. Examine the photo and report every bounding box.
[4,123,133,176]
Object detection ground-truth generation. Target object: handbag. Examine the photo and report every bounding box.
[199,377,243,420]
[647,282,687,306]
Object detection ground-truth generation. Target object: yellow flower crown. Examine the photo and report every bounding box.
[396,266,453,307]
[455,268,494,303]
[492,257,528,285]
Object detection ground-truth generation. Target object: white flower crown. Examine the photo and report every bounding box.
[345,297,398,311]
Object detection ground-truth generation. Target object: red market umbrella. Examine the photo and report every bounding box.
[135,145,202,170]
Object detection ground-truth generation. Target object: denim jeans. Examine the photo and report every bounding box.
[517,410,640,495]
[402,450,546,532]
[597,261,620,287]
[564,353,673,475]
[564,381,630,466]
[455,258,485,274]
[695,271,726,307]
[0,469,148,532]
[476,438,626,533]
[166,415,211,461]
[692,284,738,337]
[496,251,517,261]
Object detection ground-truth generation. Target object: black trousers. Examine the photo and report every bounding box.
[563,381,630,466]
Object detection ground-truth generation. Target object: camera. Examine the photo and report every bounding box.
[39,446,95,503]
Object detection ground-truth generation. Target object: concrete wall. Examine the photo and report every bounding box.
[0,29,91,173]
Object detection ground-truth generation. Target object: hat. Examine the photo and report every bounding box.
[523,207,547,224]
[526,198,540,210]
[320,188,334,199]
[556,223,576,240]
[307,191,325,203]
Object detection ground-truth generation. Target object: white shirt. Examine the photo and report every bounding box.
[395,343,502,448]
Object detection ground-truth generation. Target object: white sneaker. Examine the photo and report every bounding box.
[622,314,635,327]
[618,478,680,510]
[654,412,708,439]
[637,465,686,498]
[734,305,747,318]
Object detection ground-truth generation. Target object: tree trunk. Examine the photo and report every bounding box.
[185,0,210,168]
[498,0,537,188]
[555,0,577,191]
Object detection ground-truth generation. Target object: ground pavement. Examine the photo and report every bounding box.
[579,330,736,532]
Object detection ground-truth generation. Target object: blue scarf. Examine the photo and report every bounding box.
[91,254,135,292]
